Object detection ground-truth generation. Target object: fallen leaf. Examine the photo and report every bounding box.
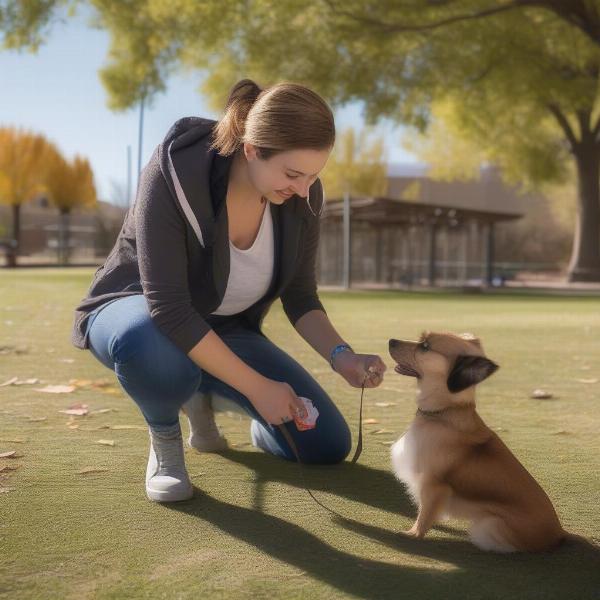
[370,429,394,435]
[59,403,89,416]
[0,465,19,473]
[110,425,146,430]
[0,377,18,387]
[374,402,396,408]
[59,358,75,363]
[14,378,40,386]
[26,417,47,422]
[89,380,113,389]
[531,389,553,400]
[96,440,115,446]
[576,378,598,384]
[378,441,396,446]
[0,438,26,443]
[68,379,93,387]
[78,467,109,475]
[0,451,19,458]
[90,408,113,415]
[362,418,379,424]
[551,430,572,435]
[36,385,76,394]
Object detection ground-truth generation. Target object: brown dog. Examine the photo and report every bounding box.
[388,331,565,552]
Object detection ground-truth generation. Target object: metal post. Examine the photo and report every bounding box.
[485,221,495,286]
[342,189,351,289]
[428,223,438,287]
[137,93,145,180]
[127,145,132,207]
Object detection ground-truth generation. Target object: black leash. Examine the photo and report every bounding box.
[276,375,367,518]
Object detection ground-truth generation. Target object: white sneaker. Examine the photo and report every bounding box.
[145,423,193,502]
[182,392,228,453]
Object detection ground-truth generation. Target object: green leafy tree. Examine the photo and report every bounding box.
[320,127,387,199]
[4,0,600,279]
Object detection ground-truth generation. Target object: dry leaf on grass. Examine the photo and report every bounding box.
[90,408,113,415]
[576,378,598,384]
[36,385,76,394]
[59,358,75,363]
[370,429,394,435]
[0,377,40,387]
[531,389,553,400]
[78,467,109,475]
[26,417,47,422]
[552,430,572,435]
[0,451,20,458]
[96,440,115,446]
[0,465,19,473]
[362,418,379,424]
[59,403,89,416]
[378,441,396,446]
[374,402,396,408]
[0,438,26,443]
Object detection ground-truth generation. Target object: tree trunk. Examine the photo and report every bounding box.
[568,145,600,282]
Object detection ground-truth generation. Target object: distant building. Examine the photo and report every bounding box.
[317,164,532,288]
[0,197,127,265]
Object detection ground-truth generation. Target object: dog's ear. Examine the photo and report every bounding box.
[447,355,499,393]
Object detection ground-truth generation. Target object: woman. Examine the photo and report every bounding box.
[71,79,387,503]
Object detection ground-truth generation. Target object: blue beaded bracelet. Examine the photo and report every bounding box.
[330,343,354,371]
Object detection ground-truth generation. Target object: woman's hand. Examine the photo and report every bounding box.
[247,378,307,426]
[333,351,387,388]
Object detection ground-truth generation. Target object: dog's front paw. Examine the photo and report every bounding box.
[402,525,424,539]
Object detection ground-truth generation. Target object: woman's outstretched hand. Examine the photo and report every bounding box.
[332,352,387,388]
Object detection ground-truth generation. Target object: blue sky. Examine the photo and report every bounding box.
[1,13,418,205]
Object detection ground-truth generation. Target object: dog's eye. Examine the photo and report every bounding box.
[419,341,430,352]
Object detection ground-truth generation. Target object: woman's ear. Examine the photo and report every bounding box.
[244,143,259,161]
[447,355,499,393]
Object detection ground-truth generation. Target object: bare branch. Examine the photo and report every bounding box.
[547,103,579,149]
[322,0,533,35]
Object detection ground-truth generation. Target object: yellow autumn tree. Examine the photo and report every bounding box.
[0,127,49,266]
[320,127,388,200]
[43,147,97,264]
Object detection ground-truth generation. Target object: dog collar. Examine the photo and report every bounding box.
[417,407,449,417]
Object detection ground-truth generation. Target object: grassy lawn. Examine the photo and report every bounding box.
[1,268,599,599]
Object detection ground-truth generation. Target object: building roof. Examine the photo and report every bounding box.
[322,197,522,226]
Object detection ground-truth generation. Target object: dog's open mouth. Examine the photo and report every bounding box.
[394,363,420,378]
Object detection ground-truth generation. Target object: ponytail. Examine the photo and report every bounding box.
[209,79,263,156]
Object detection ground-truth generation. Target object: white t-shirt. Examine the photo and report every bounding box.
[211,203,274,316]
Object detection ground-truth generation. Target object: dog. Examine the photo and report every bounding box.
[388,331,565,553]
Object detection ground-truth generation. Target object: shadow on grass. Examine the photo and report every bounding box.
[170,449,600,600]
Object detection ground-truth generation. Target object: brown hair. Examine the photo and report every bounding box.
[210,79,335,158]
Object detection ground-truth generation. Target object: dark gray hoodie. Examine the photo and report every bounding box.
[71,117,326,354]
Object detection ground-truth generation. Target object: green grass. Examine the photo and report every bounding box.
[1,268,599,599]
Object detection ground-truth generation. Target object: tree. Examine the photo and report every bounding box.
[43,148,97,264]
[4,0,600,279]
[320,127,387,199]
[0,127,48,266]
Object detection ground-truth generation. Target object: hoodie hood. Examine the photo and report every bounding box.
[157,116,325,250]
[158,116,226,248]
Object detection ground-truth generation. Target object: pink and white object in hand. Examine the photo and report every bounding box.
[294,397,319,431]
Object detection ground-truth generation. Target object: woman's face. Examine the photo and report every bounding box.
[243,144,331,205]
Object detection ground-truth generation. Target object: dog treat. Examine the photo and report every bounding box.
[294,397,319,431]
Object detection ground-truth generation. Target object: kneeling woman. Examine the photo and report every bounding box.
[71,79,386,502]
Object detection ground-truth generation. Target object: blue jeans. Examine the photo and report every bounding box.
[85,294,351,464]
